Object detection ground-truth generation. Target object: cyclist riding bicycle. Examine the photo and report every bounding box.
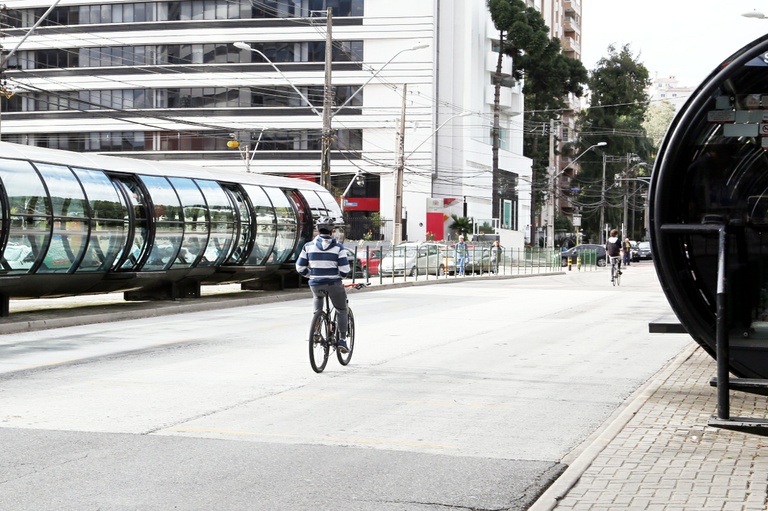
[295,216,352,353]
[605,228,623,282]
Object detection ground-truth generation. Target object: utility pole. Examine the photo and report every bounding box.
[622,153,630,240]
[393,84,407,245]
[546,119,556,249]
[599,152,607,244]
[320,7,333,191]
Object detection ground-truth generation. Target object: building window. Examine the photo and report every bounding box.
[4,0,364,28]
[17,40,361,69]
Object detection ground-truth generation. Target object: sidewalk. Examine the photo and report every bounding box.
[530,344,768,511]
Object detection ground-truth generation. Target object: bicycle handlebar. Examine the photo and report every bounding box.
[344,282,370,290]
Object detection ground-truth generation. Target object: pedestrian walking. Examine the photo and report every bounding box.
[491,240,503,274]
[455,236,469,276]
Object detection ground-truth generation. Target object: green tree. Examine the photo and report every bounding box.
[642,100,677,151]
[487,0,588,235]
[575,44,653,241]
[448,214,473,239]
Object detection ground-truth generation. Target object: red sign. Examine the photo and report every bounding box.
[342,197,380,211]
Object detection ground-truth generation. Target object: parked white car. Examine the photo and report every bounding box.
[379,242,447,277]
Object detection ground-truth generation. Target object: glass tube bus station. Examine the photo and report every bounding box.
[0,142,343,315]
[650,32,768,404]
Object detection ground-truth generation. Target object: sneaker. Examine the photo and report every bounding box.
[337,338,350,353]
[618,270,623,275]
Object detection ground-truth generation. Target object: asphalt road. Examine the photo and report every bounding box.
[0,261,691,510]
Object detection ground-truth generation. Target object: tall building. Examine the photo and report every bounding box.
[648,74,694,111]
[528,0,584,245]
[0,0,531,244]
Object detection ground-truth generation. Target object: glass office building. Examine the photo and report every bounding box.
[0,0,530,242]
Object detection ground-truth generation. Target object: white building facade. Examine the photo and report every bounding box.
[0,0,531,244]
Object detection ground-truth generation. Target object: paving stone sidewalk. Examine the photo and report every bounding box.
[532,345,768,511]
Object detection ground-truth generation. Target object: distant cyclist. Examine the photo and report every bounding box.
[295,217,352,352]
[605,228,623,282]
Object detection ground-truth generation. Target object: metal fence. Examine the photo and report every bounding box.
[342,243,605,284]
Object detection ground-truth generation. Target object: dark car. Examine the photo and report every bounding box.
[637,241,652,260]
[343,248,365,277]
[561,244,607,267]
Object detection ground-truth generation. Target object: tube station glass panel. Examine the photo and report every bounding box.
[0,157,51,273]
[114,177,150,270]
[263,186,298,264]
[317,188,344,219]
[302,190,332,219]
[287,189,313,257]
[71,167,128,272]
[223,186,252,264]
[195,179,235,266]
[33,163,88,273]
[168,177,209,268]
[139,175,184,271]
[242,184,276,265]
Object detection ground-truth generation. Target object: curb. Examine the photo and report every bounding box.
[527,342,699,511]
[2,271,564,334]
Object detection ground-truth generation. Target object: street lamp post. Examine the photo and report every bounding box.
[0,0,63,138]
[0,0,63,70]
[600,153,607,244]
[233,42,321,118]
[615,161,649,238]
[547,141,606,249]
[227,127,269,173]
[600,152,640,243]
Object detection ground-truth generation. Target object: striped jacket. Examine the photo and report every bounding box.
[295,235,351,285]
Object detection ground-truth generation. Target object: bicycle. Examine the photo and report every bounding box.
[308,282,368,373]
[609,255,622,286]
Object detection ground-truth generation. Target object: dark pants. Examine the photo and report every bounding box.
[311,281,348,337]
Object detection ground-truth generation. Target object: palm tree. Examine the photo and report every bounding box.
[449,214,473,239]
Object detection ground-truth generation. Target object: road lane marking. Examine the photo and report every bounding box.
[167,426,457,450]
[277,393,513,409]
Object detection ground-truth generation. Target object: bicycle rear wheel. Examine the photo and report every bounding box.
[337,307,355,366]
[309,311,330,373]
[616,266,621,286]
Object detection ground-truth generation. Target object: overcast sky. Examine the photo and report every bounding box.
[580,0,768,87]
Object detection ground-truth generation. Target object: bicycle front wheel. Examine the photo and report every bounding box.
[309,311,331,373]
[337,307,355,366]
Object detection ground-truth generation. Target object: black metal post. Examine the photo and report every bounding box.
[715,224,730,419]
[660,222,730,419]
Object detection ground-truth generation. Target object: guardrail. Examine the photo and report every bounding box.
[345,243,569,284]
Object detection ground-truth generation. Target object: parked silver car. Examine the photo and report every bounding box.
[379,242,447,276]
